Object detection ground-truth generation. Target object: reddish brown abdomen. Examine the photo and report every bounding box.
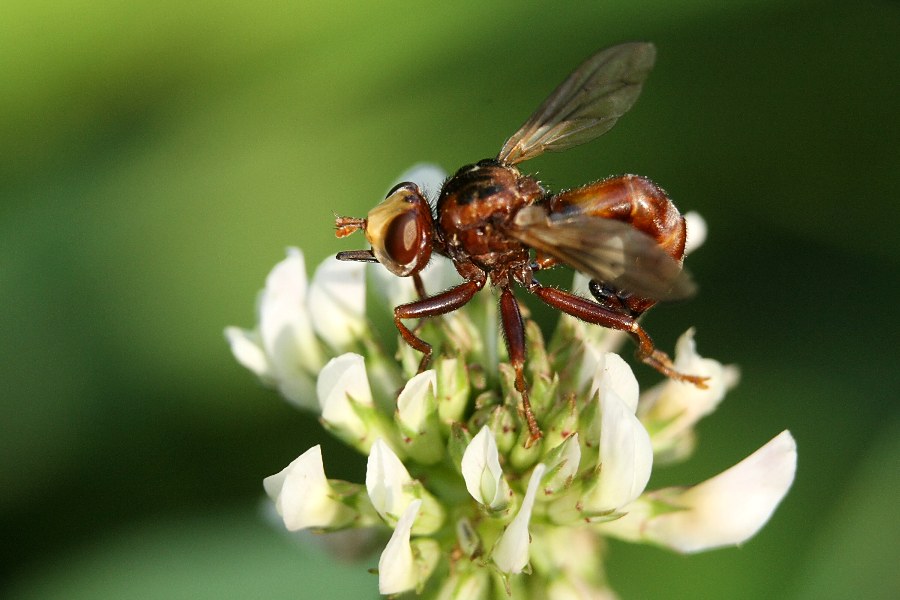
[550,174,686,262]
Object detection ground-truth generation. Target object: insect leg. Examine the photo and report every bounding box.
[526,282,708,388]
[587,279,631,314]
[499,287,542,446]
[412,272,427,300]
[394,277,485,373]
[336,249,378,262]
[406,272,432,336]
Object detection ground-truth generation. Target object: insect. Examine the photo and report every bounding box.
[335,42,707,444]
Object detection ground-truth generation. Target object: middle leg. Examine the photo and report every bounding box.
[498,286,542,445]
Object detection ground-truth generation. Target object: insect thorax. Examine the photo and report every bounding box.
[436,160,542,270]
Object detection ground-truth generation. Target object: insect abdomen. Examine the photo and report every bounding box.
[549,174,686,262]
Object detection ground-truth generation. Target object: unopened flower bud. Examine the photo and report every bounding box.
[492,463,547,574]
[462,426,512,511]
[396,370,444,464]
[263,445,355,531]
[378,500,422,595]
[581,385,653,515]
[366,439,444,534]
[318,353,393,452]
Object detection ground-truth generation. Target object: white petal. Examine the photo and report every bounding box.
[461,426,509,509]
[672,328,737,390]
[258,248,324,376]
[683,211,707,256]
[317,353,373,439]
[263,445,351,530]
[396,370,437,432]
[591,352,639,413]
[307,257,366,352]
[645,431,797,553]
[493,463,546,574]
[224,326,272,379]
[378,499,422,595]
[576,340,603,392]
[570,272,592,299]
[585,387,653,512]
[273,369,317,411]
[640,329,738,448]
[366,438,415,522]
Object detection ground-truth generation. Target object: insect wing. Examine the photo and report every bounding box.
[509,205,695,301]
[497,42,656,165]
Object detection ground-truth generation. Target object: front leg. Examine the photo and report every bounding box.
[394,276,486,373]
[412,272,428,300]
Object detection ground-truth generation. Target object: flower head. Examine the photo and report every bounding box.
[225,248,366,409]
[227,165,797,598]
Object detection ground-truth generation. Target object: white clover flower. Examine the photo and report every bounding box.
[574,354,652,515]
[317,353,378,446]
[642,430,796,553]
[367,439,417,522]
[263,445,354,531]
[639,329,741,462]
[225,248,366,410]
[378,498,442,595]
[396,371,438,434]
[581,380,653,514]
[683,211,708,256]
[492,463,547,574]
[600,431,797,553]
[589,352,640,412]
[366,438,445,534]
[461,426,511,510]
[307,257,367,352]
[395,370,446,464]
[230,165,796,599]
[378,499,422,595]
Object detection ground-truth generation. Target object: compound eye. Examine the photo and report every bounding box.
[366,183,433,277]
[383,209,421,268]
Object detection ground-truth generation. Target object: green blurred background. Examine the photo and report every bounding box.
[2,1,898,598]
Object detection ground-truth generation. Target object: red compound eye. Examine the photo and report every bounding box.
[365,184,433,277]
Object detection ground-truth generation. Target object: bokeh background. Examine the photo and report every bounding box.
[3,1,898,598]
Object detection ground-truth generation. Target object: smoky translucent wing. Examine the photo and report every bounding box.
[509,205,695,301]
[497,42,656,166]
